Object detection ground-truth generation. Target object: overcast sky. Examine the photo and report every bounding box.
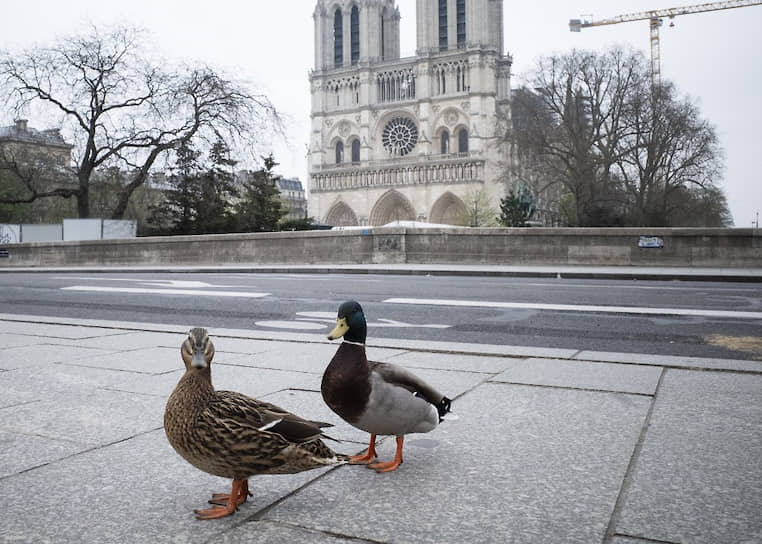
[2,1,760,226]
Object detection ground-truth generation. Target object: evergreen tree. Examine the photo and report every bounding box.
[499,188,535,227]
[146,139,239,235]
[233,155,285,232]
[193,139,238,234]
[147,142,202,235]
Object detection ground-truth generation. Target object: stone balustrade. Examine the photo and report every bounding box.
[312,153,485,192]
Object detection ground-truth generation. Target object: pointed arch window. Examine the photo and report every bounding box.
[335,141,344,164]
[456,0,466,48]
[380,10,386,61]
[440,130,449,154]
[333,9,343,68]
[438,0,448,51]
[458,128,468,153]
[350,6,360,65]
[351,139,361,163]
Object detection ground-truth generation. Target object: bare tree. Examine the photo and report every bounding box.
[617,82,725,225]
[0,25,280,219]
[457,188,498,227]
[510,47,729,226]
[513,48,643,225]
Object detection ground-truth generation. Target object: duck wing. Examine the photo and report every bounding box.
[369,362,452,419]
[213,390,331,444]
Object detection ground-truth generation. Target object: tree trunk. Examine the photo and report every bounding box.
[77,170,90,218]
[110,146,167,219]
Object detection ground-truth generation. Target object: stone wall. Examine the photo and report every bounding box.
[0,227,759,268]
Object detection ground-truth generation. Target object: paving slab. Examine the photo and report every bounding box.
[61,346,180,374]
[0,429,86,478]
[0,332,45,349]
[220,520,373,543]
[0,320,125,339]
[207,336,282,355]
[0,343,118,371]
[377,350,512,374]
[0,362,150,406]
[110,364,323,399]
[44,330,180,351]
[609,537,658,544]
[616,369,762,544]
[0,388,165,447]
[575,350,762,373]
[0,429,339,544]
[260,382,651,544]
[490,358,662,395]
[227,341,406,375]
[370,337,579,360]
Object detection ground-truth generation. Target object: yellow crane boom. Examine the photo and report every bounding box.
[570,1,762,86]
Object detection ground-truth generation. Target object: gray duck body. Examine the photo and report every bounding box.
[321,342,442,437]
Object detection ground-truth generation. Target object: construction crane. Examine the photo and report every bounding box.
[569,1,762,86]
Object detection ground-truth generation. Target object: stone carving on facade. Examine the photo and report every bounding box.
[309,0,517,226]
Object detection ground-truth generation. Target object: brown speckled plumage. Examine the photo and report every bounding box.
[164,328,346,519]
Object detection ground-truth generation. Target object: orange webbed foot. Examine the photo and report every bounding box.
[368,458,403,472]
[349,434,378,465]
[368,436,404,473]
[194,504,238,520]
[208,480,251,506]
[195,479,249,520]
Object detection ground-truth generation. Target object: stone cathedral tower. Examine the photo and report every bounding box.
[309,0,512,226]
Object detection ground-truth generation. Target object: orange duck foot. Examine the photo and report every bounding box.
[368,436,404,473]
[208,480,251,506]
[195,479,248,520]
[368,458,403,472]
[194,503,237,520]
[349,434,378,465]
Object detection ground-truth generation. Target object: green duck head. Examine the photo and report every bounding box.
[327,300,367,344]
[181,327,215,371]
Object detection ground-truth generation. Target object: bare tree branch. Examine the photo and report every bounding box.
[0,24,282,220]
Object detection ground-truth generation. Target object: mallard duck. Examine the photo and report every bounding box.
[321,301,452,473]
[164,327,346,520]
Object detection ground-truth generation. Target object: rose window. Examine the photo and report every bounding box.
[381,117,418,156]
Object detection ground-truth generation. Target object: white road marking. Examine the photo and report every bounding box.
[296,311,337,319]
[61,286,269,298]
[375,318,450,329]
[255,320,327,330]
[54,277,254,289]
[294,311,450,329]
[383,297,762,320]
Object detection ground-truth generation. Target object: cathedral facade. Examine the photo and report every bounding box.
[308,0,512,226]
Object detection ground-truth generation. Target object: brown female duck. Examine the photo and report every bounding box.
[164,327,346,520]
[321,301,452,472]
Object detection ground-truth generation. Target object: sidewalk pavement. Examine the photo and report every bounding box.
[1,263,761,281]
[0,313,760,543]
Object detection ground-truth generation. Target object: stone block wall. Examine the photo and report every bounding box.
[0,227,759,268]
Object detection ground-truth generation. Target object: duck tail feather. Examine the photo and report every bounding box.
[437,396,453,422]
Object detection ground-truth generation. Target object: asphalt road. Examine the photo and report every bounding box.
[1,271,761,360]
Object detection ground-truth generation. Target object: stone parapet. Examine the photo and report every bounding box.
[0,227,759,268]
